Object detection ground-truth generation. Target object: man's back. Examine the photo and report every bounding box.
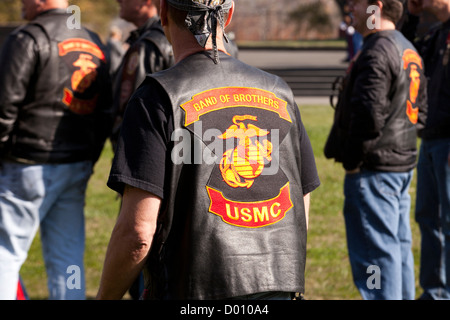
[325,29,426,172]
[108,52,320,299]
[0,9,112,163]
[0,5,112,300]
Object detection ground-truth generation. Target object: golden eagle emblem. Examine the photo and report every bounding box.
[219,115,273,188]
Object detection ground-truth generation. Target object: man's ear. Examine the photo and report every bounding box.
[376,0,384,12]
[224,1,234,28]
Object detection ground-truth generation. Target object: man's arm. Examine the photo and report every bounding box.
[0,31,37,148]
[96,185,161,300]
[344,47,392,171]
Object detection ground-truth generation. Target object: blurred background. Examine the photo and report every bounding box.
[0,0,348,44]
[0,0,359,99]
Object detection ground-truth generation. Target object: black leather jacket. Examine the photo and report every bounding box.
[0,9,113,164]
[325,30,427,172]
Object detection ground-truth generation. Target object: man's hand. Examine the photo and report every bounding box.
[408,0,423,16]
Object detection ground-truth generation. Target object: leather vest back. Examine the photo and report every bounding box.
[10,10,110,163]
[145,52,307,299]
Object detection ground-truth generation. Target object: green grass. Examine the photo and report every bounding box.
[299,104,360,299]
[20,104,422,300]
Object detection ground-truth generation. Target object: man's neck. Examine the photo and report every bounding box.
[171,31,227,63]
[361,19,396,38]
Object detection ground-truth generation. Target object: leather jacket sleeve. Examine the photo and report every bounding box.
[343,43,395,171]
[0,30,39,153]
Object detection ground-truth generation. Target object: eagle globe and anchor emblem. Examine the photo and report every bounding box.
[208,113,293,228]
[218,115,273,189]
[179,86,295,228]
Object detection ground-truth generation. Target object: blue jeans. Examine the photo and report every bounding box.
[415,138,450,300]
[0,160,92,300]
[343,169,415,300]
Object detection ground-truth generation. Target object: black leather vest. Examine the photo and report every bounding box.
[144,52,307,299]
[6,10,111,163]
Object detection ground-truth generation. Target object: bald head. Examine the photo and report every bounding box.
[22,0,68,21]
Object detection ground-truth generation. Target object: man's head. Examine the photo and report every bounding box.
[349,0,403,36]
[116,0,158,27]
[164,0,233,34]
[368,0,403,23]
[21,0,68,21]
[160,0,234,62]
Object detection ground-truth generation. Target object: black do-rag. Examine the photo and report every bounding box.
[167,0,233,64]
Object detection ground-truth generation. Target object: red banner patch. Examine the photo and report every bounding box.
[206,182,293,228]
[181,87,291,126]
[58,38,106,62]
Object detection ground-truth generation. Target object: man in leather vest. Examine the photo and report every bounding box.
[97,0,320,300]
[325,0,427,299]
[111,0,174,149]
[406,0,450,300]
[0,0,113,299]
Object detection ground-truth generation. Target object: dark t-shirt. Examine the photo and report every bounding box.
[107,82,320,199]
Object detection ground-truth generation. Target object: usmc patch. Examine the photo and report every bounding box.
[58,38,105,115]
[180,86,294,228]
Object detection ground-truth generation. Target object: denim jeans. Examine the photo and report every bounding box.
[343,169,415,300]
[415,138,450,300]
[0,160,92,300]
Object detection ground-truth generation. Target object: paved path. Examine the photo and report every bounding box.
[238,49,349,104]
[238,49,348,69]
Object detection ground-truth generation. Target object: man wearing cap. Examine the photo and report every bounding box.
[97,0,320,300]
